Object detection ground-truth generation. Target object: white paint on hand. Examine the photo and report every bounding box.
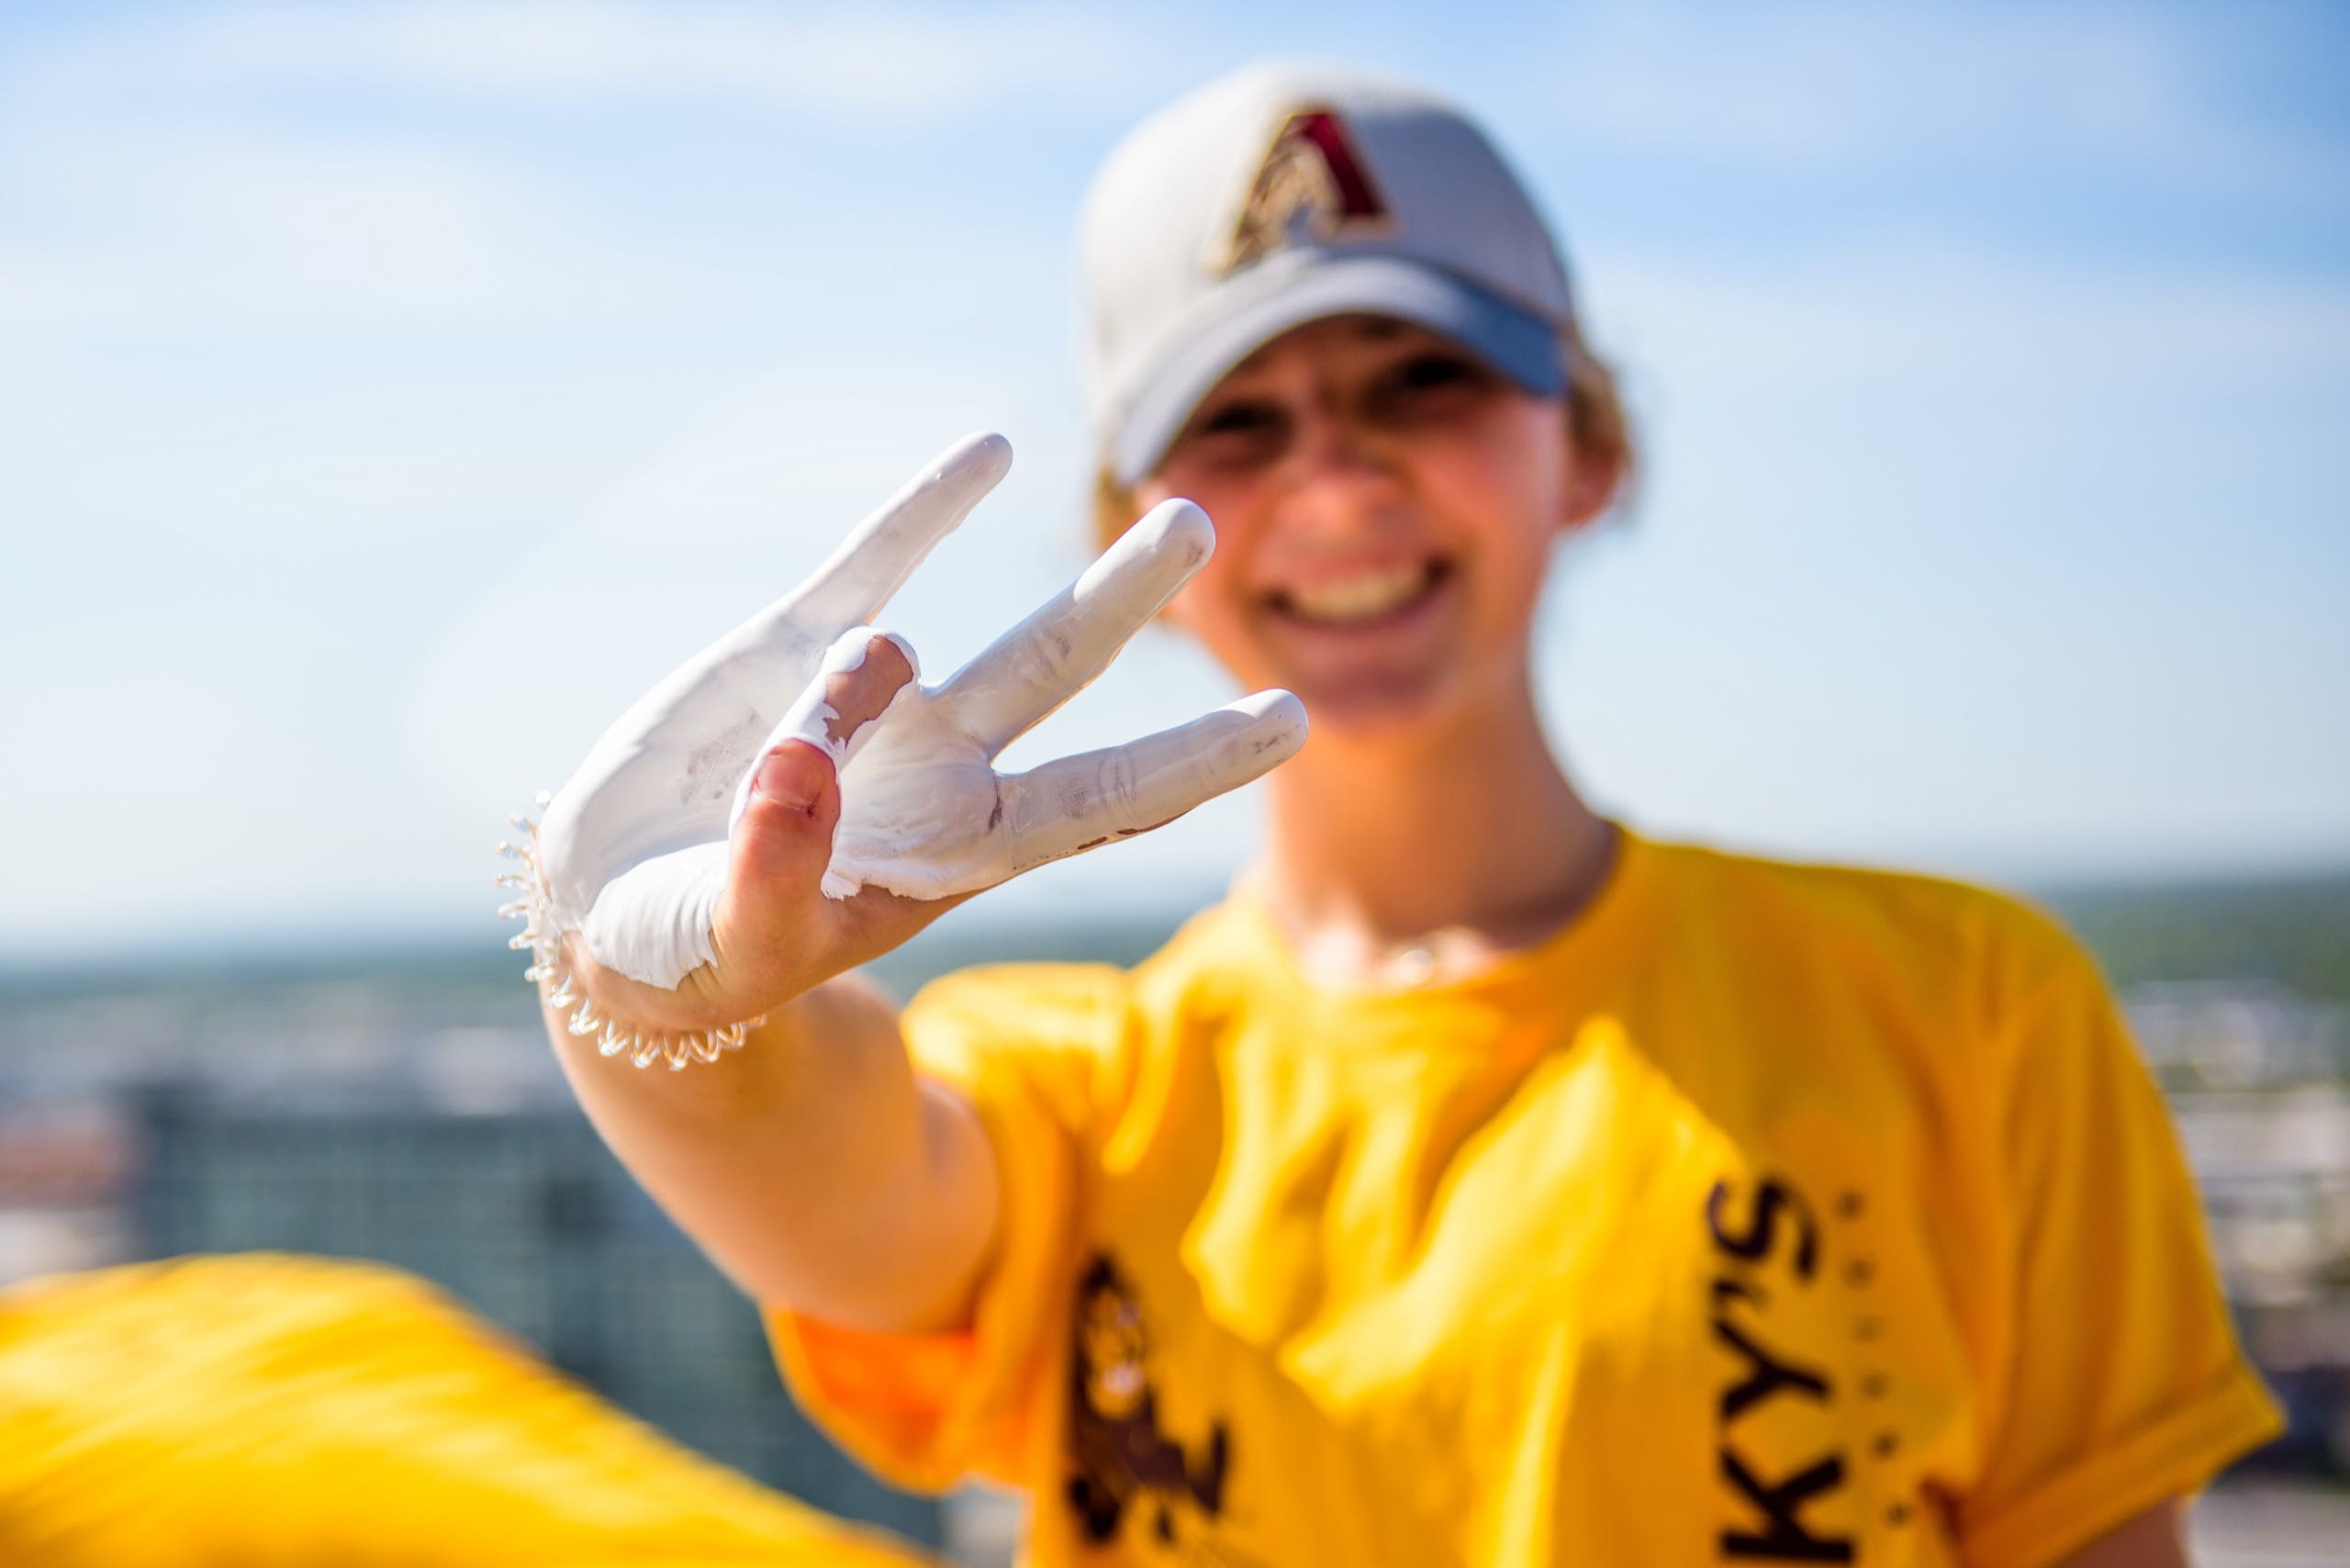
[529,435,1304,992]
[822,683,1307,902]
[724,627,919,837]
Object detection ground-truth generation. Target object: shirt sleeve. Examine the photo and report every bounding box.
[1954,920,2282,1567]
[765,963,1135,1495]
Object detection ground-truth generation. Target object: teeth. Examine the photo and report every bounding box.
[1283,566,1428,623]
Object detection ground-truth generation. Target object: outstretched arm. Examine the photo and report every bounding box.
[2053,1500,2188,1568]
[553,975,1000,1336]
[512,434,1303,1334]
[545,639,1000,1334]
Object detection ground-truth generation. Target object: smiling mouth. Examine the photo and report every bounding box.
[1267,560,1452,627]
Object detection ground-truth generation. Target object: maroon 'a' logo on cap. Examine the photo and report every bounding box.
[1215,106,1393,274]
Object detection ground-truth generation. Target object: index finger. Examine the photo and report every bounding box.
[789,431,1013,633]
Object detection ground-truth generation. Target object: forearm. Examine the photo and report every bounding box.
[509,436,1293,1339]
[544,971,1000,1335]
[2052,1499,2188,1568]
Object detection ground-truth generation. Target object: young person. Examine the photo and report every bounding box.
[529,63,2278,1566]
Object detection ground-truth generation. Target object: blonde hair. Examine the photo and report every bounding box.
[1091,314,1638,549]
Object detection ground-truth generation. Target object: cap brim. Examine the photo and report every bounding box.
[1108,252,1566,487]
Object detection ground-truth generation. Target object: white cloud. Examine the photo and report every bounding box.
[0,127,612,329]
[2,1,2343,952]
[13,1,1164,123]
[9,0,2334,198]
[1536,4,2166,161]
[1583,234,2350,402]
[1502,0,2335,197]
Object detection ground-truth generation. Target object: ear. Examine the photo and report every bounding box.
[1556,441,1623,538]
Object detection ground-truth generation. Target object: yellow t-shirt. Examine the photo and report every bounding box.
[769,832,2279,1566]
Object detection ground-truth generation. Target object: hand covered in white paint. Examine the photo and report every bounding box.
[525,431,1305,1038]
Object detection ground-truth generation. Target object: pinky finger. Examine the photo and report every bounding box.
[1002,689,1307,875]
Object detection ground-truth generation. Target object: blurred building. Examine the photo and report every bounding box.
[2129,980,2350,1473]
[0,969,940,1547]
[3,931,2348,1555]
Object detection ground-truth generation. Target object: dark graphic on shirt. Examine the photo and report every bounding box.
[1706,1175,1856,1562]
[1067,1251,1232,1547]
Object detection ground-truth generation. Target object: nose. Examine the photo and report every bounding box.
[1272,398,1397,536]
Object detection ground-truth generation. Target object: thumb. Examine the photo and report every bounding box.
[726,631,918,902]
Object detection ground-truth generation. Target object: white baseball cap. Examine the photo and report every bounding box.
[1080,62,1578,487]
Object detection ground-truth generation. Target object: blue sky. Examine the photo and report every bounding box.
[2,1,2345,957]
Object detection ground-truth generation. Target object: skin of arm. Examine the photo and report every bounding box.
[2053,1499,2190,1568]
[544,970,1001,1336]
[523,456,1296,1340]
[538,642,1008,1337]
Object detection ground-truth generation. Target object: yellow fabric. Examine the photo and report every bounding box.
[770,831,2279,1566]
[0,1252,931,1568]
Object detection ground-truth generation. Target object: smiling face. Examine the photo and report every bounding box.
[1136,315,1615,742]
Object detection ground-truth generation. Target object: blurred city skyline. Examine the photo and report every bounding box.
[3,0,2346,959]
